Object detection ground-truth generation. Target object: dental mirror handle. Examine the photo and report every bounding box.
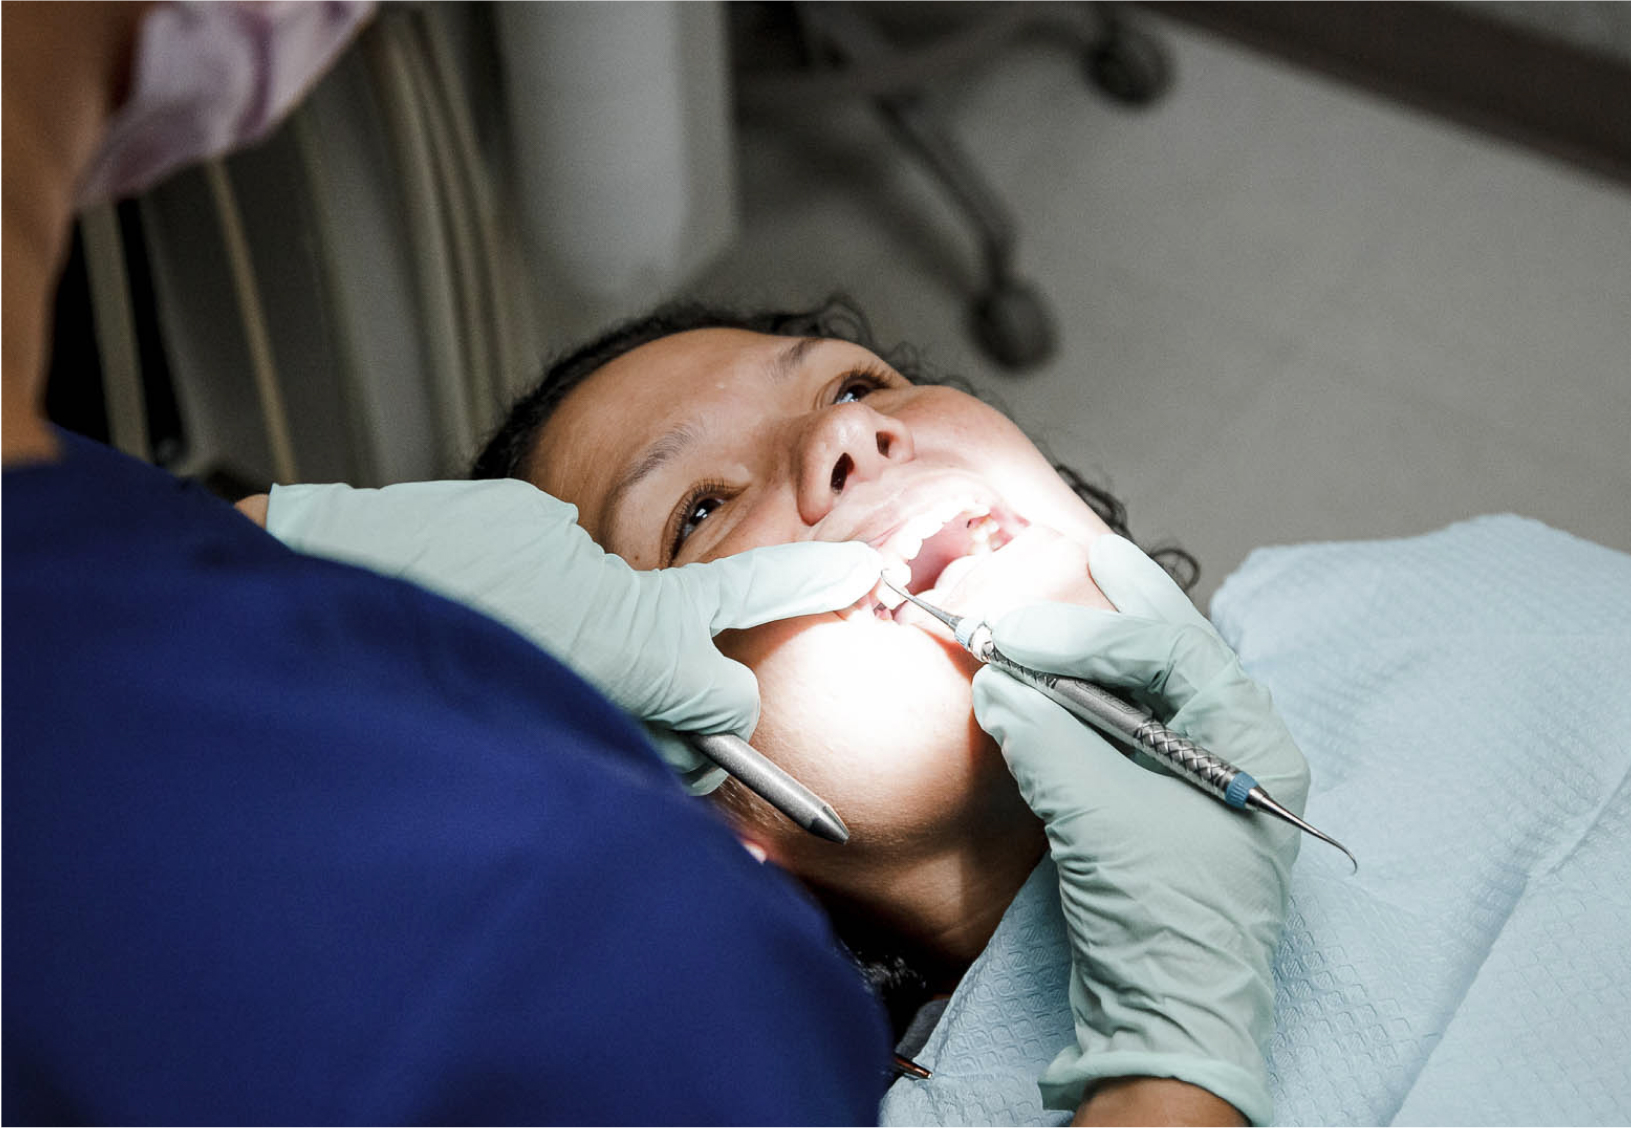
[963,624,1357,871]
[685,732,850,844]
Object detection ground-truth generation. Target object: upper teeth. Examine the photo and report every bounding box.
[843,495,1022,621]
[876,496,990,568]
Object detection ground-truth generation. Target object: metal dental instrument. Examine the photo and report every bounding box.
[883,579,1357,871]
[685,731,850,844]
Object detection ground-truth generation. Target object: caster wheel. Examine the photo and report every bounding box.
[1086,26,1172,107]
[970,280,1055,371]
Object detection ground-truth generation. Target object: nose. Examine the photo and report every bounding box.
[794,402,915,524]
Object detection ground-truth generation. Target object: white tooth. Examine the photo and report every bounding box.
[937,498,976,531]
[903,512,943,544]
[886,531,926,564]
[880,498,992,567]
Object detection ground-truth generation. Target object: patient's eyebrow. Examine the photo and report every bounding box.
[602,336,821,550]
[770,336,821,383]
[602,421,702,545]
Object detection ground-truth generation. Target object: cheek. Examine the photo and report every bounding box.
[719,615,999,846]
[707,503,808,565]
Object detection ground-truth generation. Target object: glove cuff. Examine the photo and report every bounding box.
[1039,1048,1273,1127]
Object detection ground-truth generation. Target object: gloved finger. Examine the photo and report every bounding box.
[994,604,1311,791]
[673,541,882,635]
[643,725,730,796]
[973,667,1150,826]
[1170,677,1311,810]
[990,603,1248,719]
[267,479,588,598]
[638,649,762,744]
[1088,533,1214,633]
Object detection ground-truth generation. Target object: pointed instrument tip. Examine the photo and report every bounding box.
[893,1053,933,1080]
[808,804,850,844]
[1325,835,1360,875]
[880,576,962,633]
[1248,787,1358,874]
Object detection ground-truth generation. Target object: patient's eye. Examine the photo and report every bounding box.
[833,367,890,404]
[668,484,729,559]
[681,497,722,539]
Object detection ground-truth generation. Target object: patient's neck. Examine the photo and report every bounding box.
[818,815,1048,993]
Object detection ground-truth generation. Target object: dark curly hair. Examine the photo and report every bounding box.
[471,294,1199,1037]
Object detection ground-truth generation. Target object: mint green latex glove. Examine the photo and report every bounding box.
[971,534,1308,1125]
[267,480,881,790]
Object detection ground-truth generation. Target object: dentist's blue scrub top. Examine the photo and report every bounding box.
[3,432,890,1125]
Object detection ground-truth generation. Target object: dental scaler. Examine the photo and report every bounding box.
[883,579,1357,871]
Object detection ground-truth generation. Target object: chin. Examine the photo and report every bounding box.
[726,608,991,797]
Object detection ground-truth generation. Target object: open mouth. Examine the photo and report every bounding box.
[858,497,1024,621]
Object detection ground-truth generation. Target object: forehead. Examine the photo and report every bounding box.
[532,328,805,539]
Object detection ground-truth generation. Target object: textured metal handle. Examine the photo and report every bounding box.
[1131,718,1237,799]
[976,632,1359,867]
[978,632,1244,800]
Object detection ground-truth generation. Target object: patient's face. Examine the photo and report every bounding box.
[533,329,1115,876]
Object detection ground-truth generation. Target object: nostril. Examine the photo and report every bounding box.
[876,433,891,457]
[830,453,853,494]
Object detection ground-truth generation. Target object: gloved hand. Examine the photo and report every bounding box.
[971,534,1308,1125]
[267,480,881,791]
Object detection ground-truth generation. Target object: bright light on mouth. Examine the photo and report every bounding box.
[855,497,1023,621]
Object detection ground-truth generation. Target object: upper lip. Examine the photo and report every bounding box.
[818,472,1028,620]
[819,471,1007,551]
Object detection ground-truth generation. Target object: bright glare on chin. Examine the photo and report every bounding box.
[721,606,1011,855]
